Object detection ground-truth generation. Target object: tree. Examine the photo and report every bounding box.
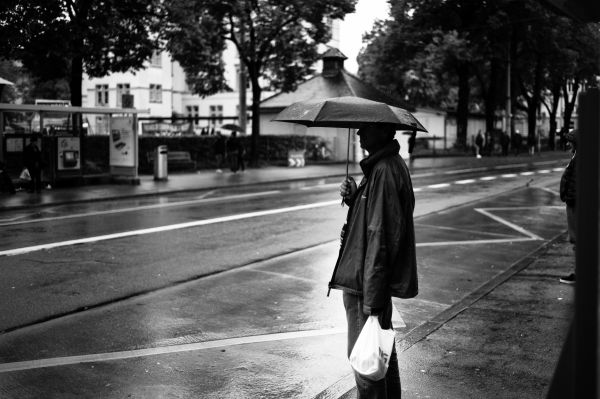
[0,0,163,107]
[163,0,357,165]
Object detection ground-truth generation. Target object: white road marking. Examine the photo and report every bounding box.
[480,176,497,181]
[427,183,451,189]
[0,328,345,373]
[538,169,551,174]
[413,188,423,192]
[300,183,340,190]
[0,200,339,257]
[417,237,534,247]
[0,190,282,227]
[475,208,544,240]
[495,163,527,169]
[442,167,487,175]
[552,167,564,172]
[538,187,560,196]
[501,174,517,178]
[520,171,535,176]
[455,179,476,185]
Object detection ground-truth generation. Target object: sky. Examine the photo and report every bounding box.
[338,0,391,74]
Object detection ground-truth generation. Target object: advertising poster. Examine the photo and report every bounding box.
[109,116,135,167]
[57,137,80,170]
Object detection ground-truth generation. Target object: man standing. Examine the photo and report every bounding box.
[559,129,577,284]
[329,124,418,398]
[23,135,43,193]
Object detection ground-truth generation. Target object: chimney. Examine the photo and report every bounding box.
[321,47,347,78]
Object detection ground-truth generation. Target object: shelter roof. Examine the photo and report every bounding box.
[260,69,413,112]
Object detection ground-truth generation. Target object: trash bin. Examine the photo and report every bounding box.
[154,145,168,181]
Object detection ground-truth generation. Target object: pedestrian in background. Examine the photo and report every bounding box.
[501,131,510,156]
[559,129,577,284]
[0,161,16,195]
[214,132,226,173]
[226,131,240,172]
[23,135,43,193]
[408,130,416,167]
[475,131,484,158]
[330,123,418,398]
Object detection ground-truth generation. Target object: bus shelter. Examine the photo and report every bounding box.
[0,103,146,186]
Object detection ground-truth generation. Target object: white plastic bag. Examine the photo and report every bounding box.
[349,315,396,381]
[19,168,31,181]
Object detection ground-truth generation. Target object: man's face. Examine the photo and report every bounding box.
[357,125,389,153]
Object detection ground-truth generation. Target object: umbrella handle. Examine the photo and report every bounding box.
[342,127,351,207]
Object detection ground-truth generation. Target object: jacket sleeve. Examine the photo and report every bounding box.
[362,166,404,315]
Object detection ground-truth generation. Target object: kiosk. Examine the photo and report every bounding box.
[0,103,146,185]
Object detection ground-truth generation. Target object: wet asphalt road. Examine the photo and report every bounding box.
[0,158,568,398]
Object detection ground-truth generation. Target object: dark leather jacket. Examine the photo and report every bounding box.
[328,140,418,314]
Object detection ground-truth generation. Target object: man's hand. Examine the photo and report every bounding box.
[340,177,357,200]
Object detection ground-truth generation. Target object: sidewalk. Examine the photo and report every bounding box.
[0,151,569,211]
[330,234,574,399]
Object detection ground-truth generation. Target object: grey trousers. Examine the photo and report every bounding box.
[343,292,401,399]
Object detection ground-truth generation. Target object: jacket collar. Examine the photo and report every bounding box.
[360,139,400,176]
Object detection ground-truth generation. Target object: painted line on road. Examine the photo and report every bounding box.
[455,179,476,185]
[475,208,544,240]
[0,327,346,373]
[494,163,527,170]
[417,237,535,247]
[427,183,451,189]
[520,171,535,176]
[0,200,339,257]
[480,176,497,181]
[538,169,551,174]
[0,190,282,227]
[501,173,517,178]
[539,187,560,196]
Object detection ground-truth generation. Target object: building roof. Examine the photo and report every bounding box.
[260,46,413,112]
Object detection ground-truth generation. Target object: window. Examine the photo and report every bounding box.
[116,83,130,107]
[209,105,223,124]
[149,84,162,103]
[95,84,109,106]
[186,105,200,125]
[150,51,162,68]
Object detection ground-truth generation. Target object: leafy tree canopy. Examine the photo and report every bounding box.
[0,0,163,105]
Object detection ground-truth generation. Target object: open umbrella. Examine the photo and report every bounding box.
[221,123,245,133]
[273,96,427,203]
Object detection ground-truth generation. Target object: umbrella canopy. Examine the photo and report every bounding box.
[221,123,245,133]
[272,96,427,132]
[0,77,14,86]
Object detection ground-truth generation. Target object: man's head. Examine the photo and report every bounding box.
[357,124,396,153]
[565,129,577,150]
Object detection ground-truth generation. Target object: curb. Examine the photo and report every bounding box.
[0,158,566,212]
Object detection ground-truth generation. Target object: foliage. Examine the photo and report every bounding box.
[358,0,600,150]
[0,0,163,105]
[162,0,357,165]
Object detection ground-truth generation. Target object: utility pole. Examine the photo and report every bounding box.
[505,40,512,139]
[238,23,247,134]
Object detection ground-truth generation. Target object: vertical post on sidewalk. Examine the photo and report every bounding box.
[574,88,600,398]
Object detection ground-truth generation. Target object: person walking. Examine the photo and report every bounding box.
[226,131,240,172]
[0,161,16,195]
[23,135,43,193]
[329,123,418,398]
[214,132,226,173]
[475,131,484,158]
[407,130,416,167]
[559,129,577,284]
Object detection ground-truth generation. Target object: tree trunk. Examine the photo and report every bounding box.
[562,78,580,133]
[527,58,543,147]
[250,74,261,167]
[484,60,500,134]
[456,62,470,150]
[69,55,83,107]
[548,83,561,151]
